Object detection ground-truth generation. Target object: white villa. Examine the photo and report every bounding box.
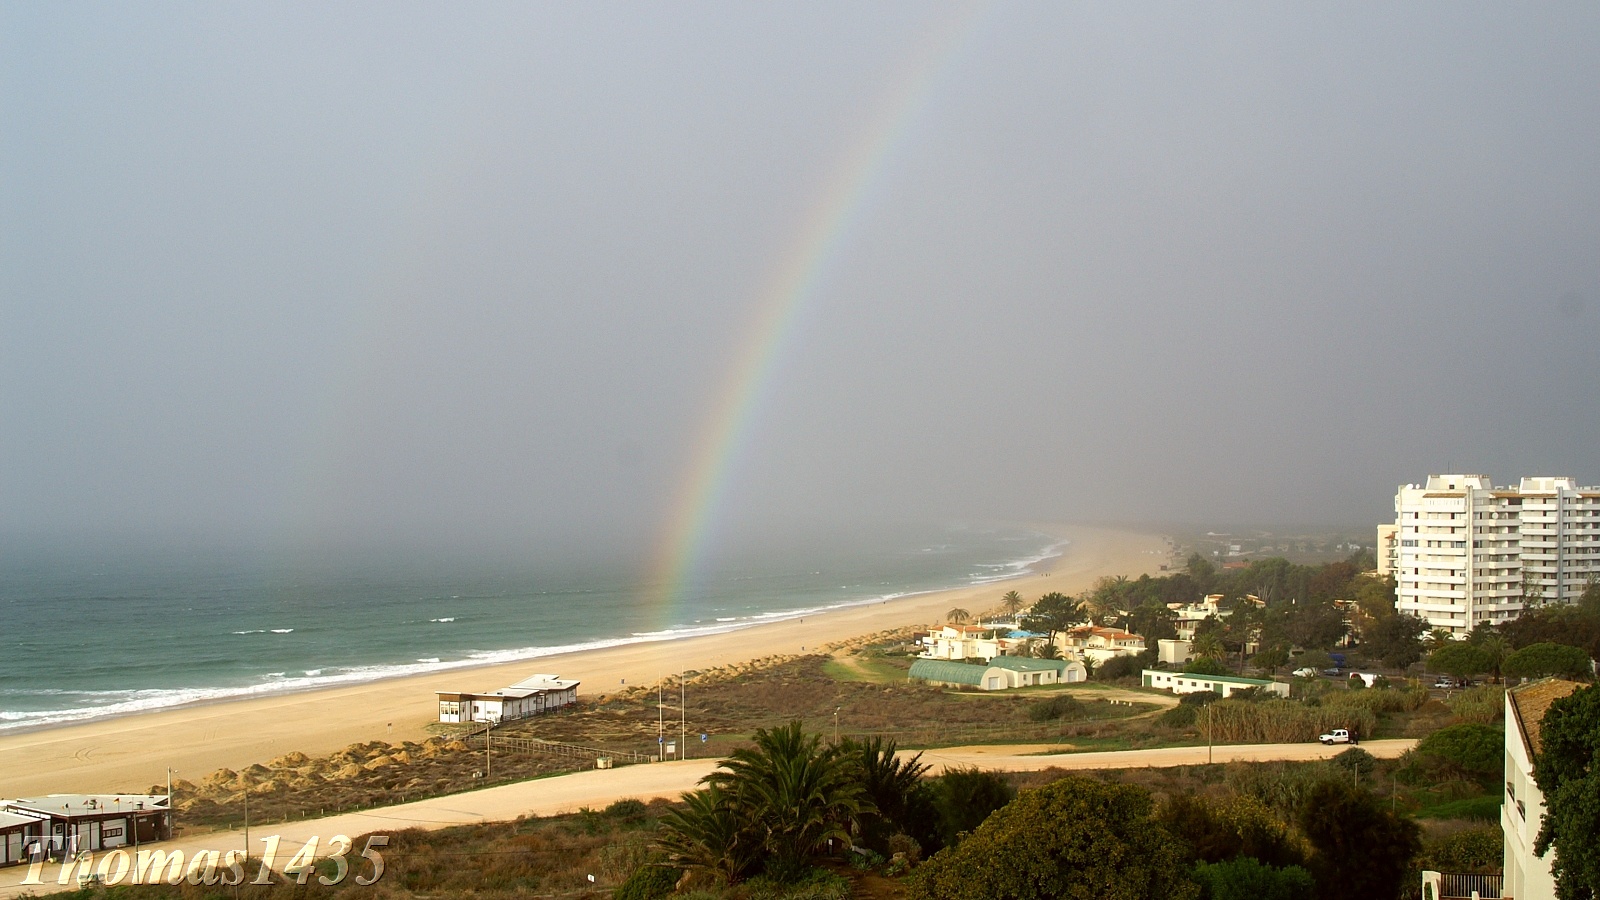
[919,624,1043,662]
[436,673,580,724]
[1502,678,1584,900]
[1058,625,1145,664]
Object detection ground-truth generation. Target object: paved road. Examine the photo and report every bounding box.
[0,739,1414,897]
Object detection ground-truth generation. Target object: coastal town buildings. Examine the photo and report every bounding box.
[435,673,579,724]
[1391,475,1600,634]
[1501,678,1583,900]
[918,622,1145,667]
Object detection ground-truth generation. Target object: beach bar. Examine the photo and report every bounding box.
[436,673,579,724]
[0,812,34,868]
[0,795,171,864]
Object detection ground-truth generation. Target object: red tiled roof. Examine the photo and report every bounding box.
[1509,678,1585,757]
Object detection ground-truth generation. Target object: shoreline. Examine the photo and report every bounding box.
[0,523,1171,797]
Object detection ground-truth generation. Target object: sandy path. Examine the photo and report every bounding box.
[0,524,1174,797]
[0,738,1414,897]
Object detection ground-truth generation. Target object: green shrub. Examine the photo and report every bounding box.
[1192,857,1316,900]
[1411,723,1504,781]
[1160,705,1199,728]
[1156,792,1308,869]
[1096,655,1144,682]
[1186,658,1231,677]
[1448,685,1505,724]
[1181,690,1222,707]
[1200,700,1377,744]
[931,767,1015,848]
[909,776,1200,900]
[744,869,852,900]
[1027,694,1084,721]
[1419,826,1504,874]
[1225,761,1343,816]
[1415,794,1502,822]
[1330,747,1376,777]
[604,798,649,823]
[614,864,678,900]
[1321,684,1428,714]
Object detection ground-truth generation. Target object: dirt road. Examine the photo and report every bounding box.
[0,738,1413,897]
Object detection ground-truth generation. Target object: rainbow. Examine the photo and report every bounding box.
[647,6,989,617]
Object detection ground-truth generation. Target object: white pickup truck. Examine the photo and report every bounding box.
[1319,728,1359,745]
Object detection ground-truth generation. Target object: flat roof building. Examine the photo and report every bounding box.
[1392,474,1600,633]
[436,673,579,724]
[1141,669,1290,698]
[0,794,170,865]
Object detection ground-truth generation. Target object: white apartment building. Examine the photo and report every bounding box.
[1393,474,1600,633]
[1377,523,1399,578]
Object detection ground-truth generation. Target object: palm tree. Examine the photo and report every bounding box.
[1191,630,1227,664]
[946,607,971,625]
[840,736,935,854]
[653,784,759,885]
[1033,640,1062,660]
[1424,628,1454,654]
[1000,591,1024,622]
[1474,632,1510,682]
[704,721,869,881]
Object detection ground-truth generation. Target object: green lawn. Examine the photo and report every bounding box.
[1414,794,1503,822]
[820,655,911,684]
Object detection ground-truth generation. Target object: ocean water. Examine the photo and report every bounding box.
[0,525,1062,732]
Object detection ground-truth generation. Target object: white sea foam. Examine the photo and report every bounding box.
[0,532,1070,734]
[232,629,265,635]
[965,539,1069,585]
[430,617,456,623]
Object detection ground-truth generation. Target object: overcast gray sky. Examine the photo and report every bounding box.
[3,3,1599,561]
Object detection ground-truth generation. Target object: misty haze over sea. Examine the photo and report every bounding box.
[0,524,1060,731]
[3,6,1599,737]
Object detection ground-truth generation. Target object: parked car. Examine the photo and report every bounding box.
[1319,728,1359,745]
[1292,667,1319,678]
[1434,676,1471,689]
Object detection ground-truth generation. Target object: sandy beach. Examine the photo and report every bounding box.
[0,524,1170,798]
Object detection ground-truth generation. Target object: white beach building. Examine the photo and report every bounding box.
[0,795,171,864]
[1392,474,1600,634]
[436,673,579,724]
[1141,669,1289,699]
[909,657,1086,690]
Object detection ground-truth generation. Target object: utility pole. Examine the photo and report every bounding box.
[1207,704,1213,765]
[657,676,664,761]
[167,768,176,841]
[680,673,687,760]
